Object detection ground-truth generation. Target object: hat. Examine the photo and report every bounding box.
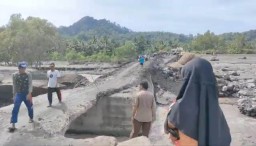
[18,61,27,69]
[168,52,195,69]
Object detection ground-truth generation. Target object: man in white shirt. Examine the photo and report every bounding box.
[47,63,61,107]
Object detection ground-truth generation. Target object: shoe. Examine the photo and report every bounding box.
[8,127,17,133]
[47,105,52,107]
[29,119,34,123]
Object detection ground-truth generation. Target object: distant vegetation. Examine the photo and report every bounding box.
[1,14,256,65]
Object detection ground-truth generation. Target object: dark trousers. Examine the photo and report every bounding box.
[11,92,33,123]
[130,119,151,138]
[47,87,62,105]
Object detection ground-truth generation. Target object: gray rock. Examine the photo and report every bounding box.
[222,68,230,71]
[247,79,255,83]
[250,112,256,117]
[219,92,225,97]
[223,75,231,81]
[227,84,235,91]
[217,78,227,85]
[222,86,228,92]
[229,71,240,76]
[229,77,239,81]
[247,83,255,88]
[215,74,223,78]
[238,90,254,96]
[238,97,253,110]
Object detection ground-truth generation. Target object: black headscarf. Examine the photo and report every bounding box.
[166,57,231,146]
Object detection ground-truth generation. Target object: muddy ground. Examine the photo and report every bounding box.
[0,55,256,146]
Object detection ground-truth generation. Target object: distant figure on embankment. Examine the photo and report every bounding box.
[138,55,145,66]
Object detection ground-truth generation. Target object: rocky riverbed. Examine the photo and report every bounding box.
[158,54,256,118]
[0,54,256,146]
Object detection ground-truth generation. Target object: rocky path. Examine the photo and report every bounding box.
[149,105,172,146]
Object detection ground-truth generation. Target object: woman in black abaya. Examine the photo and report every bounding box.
[164,57,231,146]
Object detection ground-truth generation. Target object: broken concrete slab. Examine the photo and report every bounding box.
[0,62,145,146]
[117,136,152,146]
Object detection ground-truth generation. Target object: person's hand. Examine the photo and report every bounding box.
[27,93,32,103]
[169,134,178,144]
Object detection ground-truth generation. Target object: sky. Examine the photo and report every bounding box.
[0,0,256,35]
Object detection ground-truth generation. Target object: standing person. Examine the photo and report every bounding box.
[47,63,61,107]
[164,58,231,146]
[139,55,145,66]
[130,81,156,138]
[9,61,33,132]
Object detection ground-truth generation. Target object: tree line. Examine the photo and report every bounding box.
[0,14,256,65]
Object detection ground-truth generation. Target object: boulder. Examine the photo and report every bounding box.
[221,68,230,72]
[222,86,228,92]
[229,71,240,76]
[247,83,255,88]
[223,75,231,81]
[238,90,254,96]
[237,97,256,117]
[247,79,255,83]
[59,74,89,87]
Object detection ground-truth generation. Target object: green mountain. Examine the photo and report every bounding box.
[58,16,256,55]
[58,16,192,44]
[58,16,131,40]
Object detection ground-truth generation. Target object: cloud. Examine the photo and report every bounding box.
[0,0,255,34]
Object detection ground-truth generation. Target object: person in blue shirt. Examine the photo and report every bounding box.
[139,55,145,66]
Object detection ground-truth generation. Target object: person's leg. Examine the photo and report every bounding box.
[23,95,33,122]
[47,87,53,107]
[130,119,142,138]
[55,88,62,102]
[142,122,151,137]
[10,93,23,126]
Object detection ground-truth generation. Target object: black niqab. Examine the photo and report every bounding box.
[167,58,231,146]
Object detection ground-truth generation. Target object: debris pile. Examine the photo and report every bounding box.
[59,74,89,88]
[237,97,256,117]
[214,66,256,117]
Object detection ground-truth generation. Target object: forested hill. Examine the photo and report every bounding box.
[57,16,192,43]
[58,16,131,39]
[220,30,256,42]
[57,16,256,54]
